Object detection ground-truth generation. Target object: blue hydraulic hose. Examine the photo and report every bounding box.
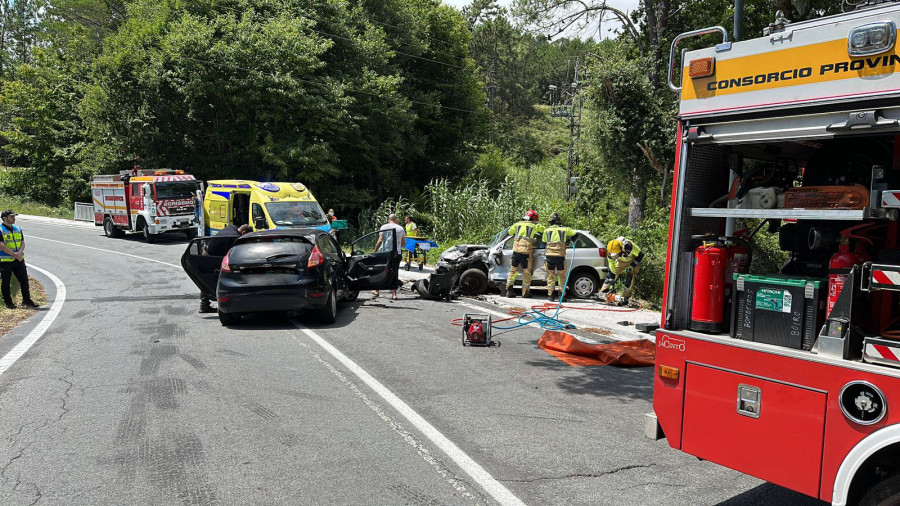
[493,244,578,331]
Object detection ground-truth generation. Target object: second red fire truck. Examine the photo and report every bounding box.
[655,3,900,505]
[91,169,202,242]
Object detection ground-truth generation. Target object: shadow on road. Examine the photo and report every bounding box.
[524,354,655,401]
[716,482,827,505]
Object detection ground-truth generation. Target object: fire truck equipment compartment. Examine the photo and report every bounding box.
[730,274,825,350]
[681,364,826,498]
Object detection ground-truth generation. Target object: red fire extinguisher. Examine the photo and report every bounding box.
[827,238,870,318]
[691,239,729,333]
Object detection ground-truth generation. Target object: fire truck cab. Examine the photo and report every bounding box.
[91,169,203,242]
[656,4,900,505]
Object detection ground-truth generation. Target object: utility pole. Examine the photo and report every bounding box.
[489,61,496,144]
[565,58,581,201]
[734,0,744,41]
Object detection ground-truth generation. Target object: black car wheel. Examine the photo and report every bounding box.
[103,217,122,238]
[415,278,439,300]
[568,270,600,299]
[317,289,337,324]
[343,289,359,302]
[458,268,488,295]
[218,309,240,326]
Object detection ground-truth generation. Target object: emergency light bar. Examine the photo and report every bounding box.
[847,21,896,56]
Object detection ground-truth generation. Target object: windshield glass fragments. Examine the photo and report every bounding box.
[265,201,328,227]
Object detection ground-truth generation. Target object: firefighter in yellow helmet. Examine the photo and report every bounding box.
[504,210,544,298]
[543,213,576,302]
[600,236,644,306]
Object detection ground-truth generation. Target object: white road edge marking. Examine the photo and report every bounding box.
[0,265,66,376]
[28,236,181,269]
[293,322,526,506]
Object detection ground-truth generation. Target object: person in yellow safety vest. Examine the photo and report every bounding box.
[600,236,644,306]
[0,210,38,309]
[504,209,544,298]
[543,213,577,303]
[404,215,418,237]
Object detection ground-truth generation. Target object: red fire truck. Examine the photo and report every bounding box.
[655,4,900,505]
[91,169,202,242]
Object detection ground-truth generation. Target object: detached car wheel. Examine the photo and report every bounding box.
[568,270,599,299]
[218,309,240,326]
[458,268,488,295]
[317,290,338,324]
[415,278,439,300]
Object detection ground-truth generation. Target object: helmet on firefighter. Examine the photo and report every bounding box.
[607,237,625,258]
[524,209,539,222]
[549,213,562,226]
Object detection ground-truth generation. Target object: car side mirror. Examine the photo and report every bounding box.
[255,218,268,230]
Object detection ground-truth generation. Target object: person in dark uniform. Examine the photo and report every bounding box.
[200,224,250,313]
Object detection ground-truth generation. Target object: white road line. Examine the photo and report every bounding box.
[0,265,66,376]
[28,236,181,269]
[292,322,526,506]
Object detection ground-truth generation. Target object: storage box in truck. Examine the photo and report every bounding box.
[91,169,203,243]
[654,4,900,505]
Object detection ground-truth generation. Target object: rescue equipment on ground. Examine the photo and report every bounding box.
[462,314,495,347]
[404,236,438,272]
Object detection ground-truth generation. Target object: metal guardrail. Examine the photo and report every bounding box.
[74,202,93,222]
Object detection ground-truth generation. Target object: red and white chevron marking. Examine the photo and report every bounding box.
[872,269,900,286]
[866,343,900,363]
[883,190,900,208]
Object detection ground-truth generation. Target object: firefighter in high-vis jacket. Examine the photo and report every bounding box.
[543,213,576,302]
[600,236,644,306]
[504,210,544,298]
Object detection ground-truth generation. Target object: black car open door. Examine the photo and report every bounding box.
[346,229,400,291]
[181,236,238,297]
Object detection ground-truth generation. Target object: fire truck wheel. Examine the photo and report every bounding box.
[186,228,198,240]
[218,310,240,326]
[317,290,337,323]
[103,217,122,238]
[141,220,156,244]
[860,474,900,506]
[458,268,488,295]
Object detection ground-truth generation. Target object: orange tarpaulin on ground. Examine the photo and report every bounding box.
[538,331,656,367]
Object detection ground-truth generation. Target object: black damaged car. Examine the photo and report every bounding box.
[182,228,400,325]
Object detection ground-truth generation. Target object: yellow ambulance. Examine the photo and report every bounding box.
[203,180,331,234]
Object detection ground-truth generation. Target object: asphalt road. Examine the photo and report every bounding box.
[0,217,826,505]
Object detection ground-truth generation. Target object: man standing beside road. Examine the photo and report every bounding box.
[503,209,543,299]
[373,214,405,301]
[0,210,38,309]
[543,213,576,303]
[199,224,251,313]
